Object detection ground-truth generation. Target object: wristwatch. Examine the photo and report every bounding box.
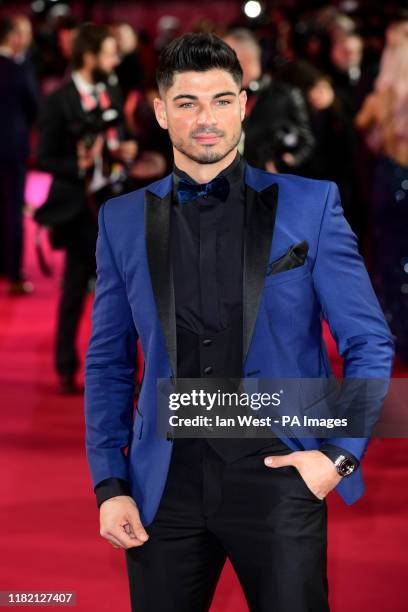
[320,446,358,477]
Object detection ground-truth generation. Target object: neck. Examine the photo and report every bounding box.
[76,67,94,85]
[173,148,238,183]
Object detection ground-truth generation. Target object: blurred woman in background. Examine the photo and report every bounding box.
[356,43,408,364]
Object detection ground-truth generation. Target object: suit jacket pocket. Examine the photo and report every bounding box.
[267,241,309,276]
[264,241,310,287]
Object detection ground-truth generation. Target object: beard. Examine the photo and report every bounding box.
[170,125,242,165]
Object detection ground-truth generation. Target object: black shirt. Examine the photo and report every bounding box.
[171,152,245,379]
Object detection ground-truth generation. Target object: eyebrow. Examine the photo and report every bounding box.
[172,91,237,101]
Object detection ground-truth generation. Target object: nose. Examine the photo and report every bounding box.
[196,104,217,127]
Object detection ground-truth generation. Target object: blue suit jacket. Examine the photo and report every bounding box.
[85,164,394,526]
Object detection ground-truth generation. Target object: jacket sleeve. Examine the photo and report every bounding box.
[94,477,132,508]
[312,182,395,461]
[282,87,315,169]
[85,201,138,488]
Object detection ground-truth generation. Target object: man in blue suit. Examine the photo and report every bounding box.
[85,33,394,612]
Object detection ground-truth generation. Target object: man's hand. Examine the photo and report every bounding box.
[264,450,343,500]
[99,495,149,549]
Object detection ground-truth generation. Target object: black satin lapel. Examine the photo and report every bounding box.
[144,190,177,377]
[243,182,279,364]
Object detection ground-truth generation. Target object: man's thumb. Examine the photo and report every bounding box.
[127,508,149,542]
[264,454,295,468]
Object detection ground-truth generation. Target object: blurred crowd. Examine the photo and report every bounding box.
[0,3,408,392]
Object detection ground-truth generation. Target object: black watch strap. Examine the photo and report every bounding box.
[320,444,359,470]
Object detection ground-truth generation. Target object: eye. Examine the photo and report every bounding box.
[179,102,194,108]
[216,99,231,106]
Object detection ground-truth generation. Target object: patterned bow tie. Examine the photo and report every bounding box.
[177,175,230,204]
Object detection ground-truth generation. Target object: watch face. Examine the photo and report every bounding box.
[337,457,355,477]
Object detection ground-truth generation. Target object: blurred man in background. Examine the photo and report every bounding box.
[11,15,33,64]
[0,17,38,295]
[35,23,137,394]
[329,31,363,117]
[224,28,314,174]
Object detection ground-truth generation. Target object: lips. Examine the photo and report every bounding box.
[194,134,221,144]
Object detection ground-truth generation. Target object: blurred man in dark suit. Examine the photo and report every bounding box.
[0,17,38,294]
[224,28,315,174]
[35,23,137,394]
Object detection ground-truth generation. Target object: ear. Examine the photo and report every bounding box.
[239,89,247,121]
[153,97,168,129]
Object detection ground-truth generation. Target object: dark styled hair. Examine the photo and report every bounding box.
[71,23,112,70]
[156,32,243,94]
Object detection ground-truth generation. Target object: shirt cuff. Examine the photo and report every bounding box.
[94,477,132,508]
[319,444,360,469]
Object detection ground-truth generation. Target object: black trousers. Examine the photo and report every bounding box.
[125,438,329,612]
[0,162,26,282]
[55,214,97,376]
